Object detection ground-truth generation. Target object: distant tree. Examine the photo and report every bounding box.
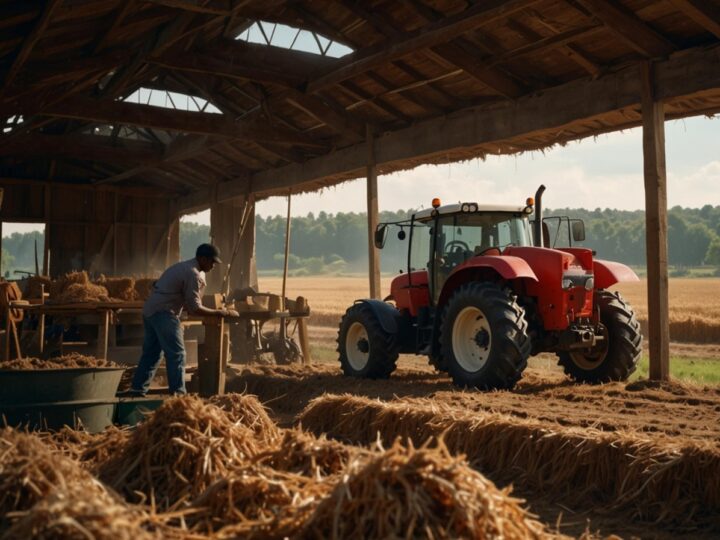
[705,237,720,267]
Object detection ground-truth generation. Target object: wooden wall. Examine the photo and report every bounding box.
[0,179,180,277]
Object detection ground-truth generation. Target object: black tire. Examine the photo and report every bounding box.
[557,290,642,383]
[428,354,448,373]
[440,282,531,390]
[337,303,399,379]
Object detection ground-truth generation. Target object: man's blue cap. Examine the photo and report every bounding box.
[196,243,222,263]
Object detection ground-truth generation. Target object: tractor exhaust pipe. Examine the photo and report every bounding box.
[534,184,546,247]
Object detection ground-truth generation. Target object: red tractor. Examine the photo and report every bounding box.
[337,186,642,389]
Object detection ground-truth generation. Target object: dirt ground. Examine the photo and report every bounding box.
[226,342,720,539]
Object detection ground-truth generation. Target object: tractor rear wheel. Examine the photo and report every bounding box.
[337,303,398,379]
[440,282,530,390]
[557,290,641,383]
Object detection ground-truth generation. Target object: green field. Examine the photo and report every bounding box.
[631,355,720,385]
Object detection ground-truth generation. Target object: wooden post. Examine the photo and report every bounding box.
[641,62,670,381]
[96,309,110,359]
[198,317,227,396]
[366,124,381,299]
[43,183,51,275]
[281,193,292,312]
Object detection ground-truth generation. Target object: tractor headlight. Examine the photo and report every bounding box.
[584,277,594,291]
[562,278,573,290]
[461,203,470,212]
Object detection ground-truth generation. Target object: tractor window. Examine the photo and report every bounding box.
[410,221,432,272]
[432,212,530,301]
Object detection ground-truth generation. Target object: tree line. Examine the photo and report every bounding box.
[2,206,719,277]
[181,205,720,276]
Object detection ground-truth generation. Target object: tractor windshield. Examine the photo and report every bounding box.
[431,212,531,301]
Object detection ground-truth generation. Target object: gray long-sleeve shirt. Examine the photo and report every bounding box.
[142,259,206,318]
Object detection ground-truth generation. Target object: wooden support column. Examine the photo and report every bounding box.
[641,62,670,381]
[366,124,381,299]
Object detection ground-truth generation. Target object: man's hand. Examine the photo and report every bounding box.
[217,308,239,317]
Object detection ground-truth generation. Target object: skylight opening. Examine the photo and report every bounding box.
[122,88,221,114]
[3,115,24,134]
[237,21,353,58]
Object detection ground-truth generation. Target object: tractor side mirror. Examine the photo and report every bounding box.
[374,225,388,249]
[571,220,586,242]
[397,229,406,240]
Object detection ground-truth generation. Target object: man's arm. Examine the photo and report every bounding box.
[184,276,233,317]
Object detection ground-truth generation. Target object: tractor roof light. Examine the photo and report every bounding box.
[461,203,470,212]
[469,203,478,212]
[432,198,441,208]
[524,197,535,214]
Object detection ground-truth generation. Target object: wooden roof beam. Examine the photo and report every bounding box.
[669,0,720,39]
[2,96,327,148]
[0,132,163,165]
[305,0,543,93]
[172,43,720,209]
[1,0,63,93]
[576,0,676,57]
[140,0,231,16]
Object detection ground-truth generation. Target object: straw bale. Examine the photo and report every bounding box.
[299,394,720,529]
[96,275,137,301]
[1,484,156,540]
[24,276,51,299]
[0,353,119,370]
[255,428,361,478]
[134,278,156,301]
[0,429,101,529]
[300,439,554,540]
[47,271,89,298]
[99,395,260,509]
[50,282,111,304]
[207,393,280,443]
[190,464,326,538]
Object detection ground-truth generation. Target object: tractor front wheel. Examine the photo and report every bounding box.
[337,303,398,379]
[557,290,641,383]
[440,282,530,390]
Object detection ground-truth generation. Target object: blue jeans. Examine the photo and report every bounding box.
[132,311,186,395]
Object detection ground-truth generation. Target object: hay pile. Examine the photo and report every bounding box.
[190,465,325,538]
[47,271,89,298]
[300,439,553,540]
[0,353,119,370]
[100,395,261,508]
[96,276,137,301]
[46,426,131,472]
[0,429,102,529]
[255,428,360,478]
[299,394,720,528]
[1,484,156,540]
[208,393,280,443]
[134,278,156,301]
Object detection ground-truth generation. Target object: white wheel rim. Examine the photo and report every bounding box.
[346,322,370,370]
[452,306,492,372]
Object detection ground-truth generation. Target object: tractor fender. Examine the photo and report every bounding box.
[353,299,401,334]
[594,260,639,289]
[438,256,538,307]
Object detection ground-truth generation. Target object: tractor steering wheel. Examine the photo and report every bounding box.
[444,240,470,253]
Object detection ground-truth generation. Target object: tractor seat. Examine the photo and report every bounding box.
[473,246,502,256]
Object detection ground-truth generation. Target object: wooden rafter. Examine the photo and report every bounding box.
[577,0,676,57]
[669,0,720,39]
[2,96,327,148]
[2,0,63,93]
[305,0,543,93]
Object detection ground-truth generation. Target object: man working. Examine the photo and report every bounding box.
[130,243,234,396]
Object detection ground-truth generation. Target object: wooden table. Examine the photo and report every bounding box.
[7,301,144,361]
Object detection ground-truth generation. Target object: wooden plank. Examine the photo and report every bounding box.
[577,0,676,57]
[96,310,110,360]
[306,0,542,93]
[199,317,225,396]
[366,125,381,300]
[641,62,670,381]
[669,0,720,39]
[89,224,115,274]
[141,0,231,16]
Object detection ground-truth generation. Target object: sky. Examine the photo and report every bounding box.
[178,114,719,226]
